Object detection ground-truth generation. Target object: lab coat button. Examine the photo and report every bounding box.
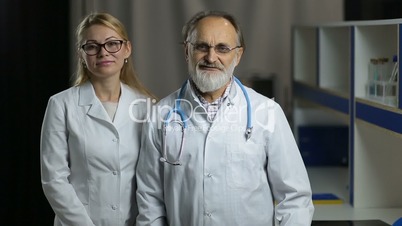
[112,205,118,210]
[207,173,212,177]
[112,138,118,142]
[112,171,117,175]
[205,212,212,217]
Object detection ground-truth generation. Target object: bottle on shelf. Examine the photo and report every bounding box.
[366,56,397,106]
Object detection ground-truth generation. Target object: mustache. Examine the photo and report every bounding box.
[197,61,224,70]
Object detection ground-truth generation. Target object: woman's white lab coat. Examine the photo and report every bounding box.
[41,81,147,226]
[136,80,314,226]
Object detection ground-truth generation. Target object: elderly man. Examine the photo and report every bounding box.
[136,10,314,226]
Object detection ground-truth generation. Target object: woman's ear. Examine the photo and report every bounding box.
[125,41,132,58]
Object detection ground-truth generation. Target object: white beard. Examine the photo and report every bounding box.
[189,57,237,93]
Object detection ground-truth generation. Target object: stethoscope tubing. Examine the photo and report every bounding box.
[160,76,253,165]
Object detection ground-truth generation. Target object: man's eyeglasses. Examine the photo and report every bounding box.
[188,42,241,54]
[81,40,125,56]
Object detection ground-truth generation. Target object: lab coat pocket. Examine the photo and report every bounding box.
[226,143,264,189]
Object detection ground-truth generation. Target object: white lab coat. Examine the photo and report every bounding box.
[136,79,314,226]
[41,81,147,226]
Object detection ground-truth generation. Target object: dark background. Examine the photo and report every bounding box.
[1,1,70,225]
[345,0,402,20]
[2,0,402,225]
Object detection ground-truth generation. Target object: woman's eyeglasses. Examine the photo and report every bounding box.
[81,40,125,56]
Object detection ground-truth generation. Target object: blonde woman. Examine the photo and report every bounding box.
[40,12,154,226]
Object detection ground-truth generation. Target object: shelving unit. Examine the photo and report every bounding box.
[319,26,350,95]
[354,24,398,107]
[293,19,402,223]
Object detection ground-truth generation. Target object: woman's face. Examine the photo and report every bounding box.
[80,24,131,81]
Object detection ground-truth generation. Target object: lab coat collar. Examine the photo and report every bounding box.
[113,83,143,128]
[78,81,138,127]
[78,81,98,106]
[186,76,240,106]
[183,76,241,119]
[227,77,241,105]
[79,81,109,122]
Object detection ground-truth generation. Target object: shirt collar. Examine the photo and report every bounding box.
[190,77,233,105]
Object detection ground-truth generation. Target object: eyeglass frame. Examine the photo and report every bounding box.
[185,41,242,54]
[81,40,126,56]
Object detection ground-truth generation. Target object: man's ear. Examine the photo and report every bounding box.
[184,43,189,62]
[235,47,244,66]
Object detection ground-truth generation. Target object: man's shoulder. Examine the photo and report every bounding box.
[156,88,182,105]
[243,85,276,104]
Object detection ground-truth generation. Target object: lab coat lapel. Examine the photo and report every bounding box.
[78,81,110,123]
[225,78,240,110]
[112,83,139,129]
[210,78,240,128]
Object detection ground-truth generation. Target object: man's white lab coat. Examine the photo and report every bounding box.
[136,79,314,226]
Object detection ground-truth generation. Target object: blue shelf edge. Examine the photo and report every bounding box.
[293,81,349,114]
[356,102,402,134]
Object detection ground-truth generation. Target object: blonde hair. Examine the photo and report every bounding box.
[73,12,155,98]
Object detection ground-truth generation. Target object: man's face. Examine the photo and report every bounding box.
[186,16,243,93]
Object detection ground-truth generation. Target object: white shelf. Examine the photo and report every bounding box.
[353,120,402,208]
[308,167,402,225]
[319,27,350,95]
[354,24,398,103]
[293,19,402,220]
[313,204,402,225]
[307,166,349,201]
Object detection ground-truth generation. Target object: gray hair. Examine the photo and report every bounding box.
[182,10,245,51]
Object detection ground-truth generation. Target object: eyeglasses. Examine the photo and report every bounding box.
[81,40,125,56]
[188,42,241,54]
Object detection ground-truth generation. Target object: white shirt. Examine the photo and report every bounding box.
[136,79,314,226]
[190,79,231,121]
[41,81,147,226]
[102,101,118,121]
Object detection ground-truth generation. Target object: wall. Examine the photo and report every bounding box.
[70,0,344,115]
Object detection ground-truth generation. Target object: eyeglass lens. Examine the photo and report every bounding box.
[82,40,124,55]
[190,42,240,54]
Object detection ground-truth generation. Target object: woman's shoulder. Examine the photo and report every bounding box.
[122,83,146,97]
[48,85,79,102]
[43,86,80,115]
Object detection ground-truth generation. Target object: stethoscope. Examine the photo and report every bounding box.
[159,77,253,166]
